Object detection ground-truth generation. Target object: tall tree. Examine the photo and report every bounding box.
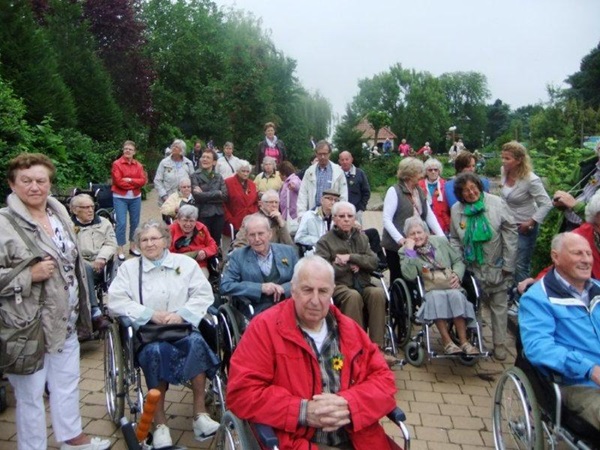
[42,0,124,141]
[83,0,154,123]
[485,99,511,143]
[0,0,76,128]
[566,42,600,109]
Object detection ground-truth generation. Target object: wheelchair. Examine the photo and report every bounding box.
[392,271,490,367]
[103,313,227,427]
[212,407,411,450]
[72,182,115,224]
[492,335,600,449]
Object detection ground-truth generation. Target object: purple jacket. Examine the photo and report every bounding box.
[279,173,301,220]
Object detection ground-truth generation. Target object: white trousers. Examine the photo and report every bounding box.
[8,334,83,450]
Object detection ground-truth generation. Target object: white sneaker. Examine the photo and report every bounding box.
[60,437,111,450]
[193,413,220,439]
[152,424,172,449]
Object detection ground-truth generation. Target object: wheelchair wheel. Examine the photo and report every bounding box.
[493,367,544,449]
[214,410,257,450]
[104,321,125,424]
[390,279,413,348]
[404,341,425,367]
[217,304,243,379]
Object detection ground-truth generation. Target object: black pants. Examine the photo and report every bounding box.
[385,250,402,283]
[198,214,225,246]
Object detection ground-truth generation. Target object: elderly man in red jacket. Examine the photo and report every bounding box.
[227,255,401,450]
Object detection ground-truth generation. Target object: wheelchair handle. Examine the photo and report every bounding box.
[136,389,161,442]
[387,406,407,423]
[254,423,279,448]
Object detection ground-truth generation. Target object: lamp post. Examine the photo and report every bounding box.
[448,126,457,143]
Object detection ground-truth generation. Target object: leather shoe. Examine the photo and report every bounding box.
[129,249,141,257]
[117,253,126,262]
[92,315,111,332]
[494,344,508,361]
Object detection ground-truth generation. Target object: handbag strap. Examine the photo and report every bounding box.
[0,211,47,305]
[138,257,143,305]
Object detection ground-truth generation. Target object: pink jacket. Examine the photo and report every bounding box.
[227,299,400,450]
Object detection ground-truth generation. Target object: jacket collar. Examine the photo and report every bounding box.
[543,268,600,301]
[71,214,101,227]
[141,250,178,272]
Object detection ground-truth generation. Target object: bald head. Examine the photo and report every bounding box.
[338,151,353,172]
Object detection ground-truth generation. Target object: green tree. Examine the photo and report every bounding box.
[566,42,600,109]
[0,0,76,128]
[485,99,511,143]
[42,0,124,141]
[366,110,391,147]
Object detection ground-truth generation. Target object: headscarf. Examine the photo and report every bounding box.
[462,193,493,265]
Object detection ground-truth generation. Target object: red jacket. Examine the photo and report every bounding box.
[227,299,400,450]
[418,178,450,233]
[168,221,218,269]
[223,175,259,235]
[111,156,147,196]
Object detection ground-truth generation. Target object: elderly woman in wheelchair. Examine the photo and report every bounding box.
[399,217,480,357]
[107,220,220,448]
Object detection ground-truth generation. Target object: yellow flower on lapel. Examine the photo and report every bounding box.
[282,258,289,266]
[331,354,344,371]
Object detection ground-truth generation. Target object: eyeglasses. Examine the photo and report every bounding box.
[263,200,279,204]
[322,196,340,202]
[427,168,439,172]
[76,205,95,210]
[140,236,164,245]
[316,152,329,157]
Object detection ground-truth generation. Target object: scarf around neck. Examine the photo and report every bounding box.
[462,194,493,265]
[265,136,278,148]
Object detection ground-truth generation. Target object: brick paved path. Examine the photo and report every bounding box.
[0,189,517,449]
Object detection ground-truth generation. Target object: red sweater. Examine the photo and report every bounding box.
[227,299,400,450]
[111,156,147,196]
[223,176,259,235]
[169,222,218,269]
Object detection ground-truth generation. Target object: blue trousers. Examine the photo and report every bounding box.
[113,196,141,246]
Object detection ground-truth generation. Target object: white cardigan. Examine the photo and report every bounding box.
[107,252,214,328]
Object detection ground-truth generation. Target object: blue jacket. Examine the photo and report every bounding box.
[519,269,600,387]
[220,243,298,301]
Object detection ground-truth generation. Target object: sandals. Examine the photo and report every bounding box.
[444,342,462,355]
[460,342,480,355]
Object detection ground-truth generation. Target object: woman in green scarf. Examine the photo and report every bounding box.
[449,173,518,361]
[190,148,228,246]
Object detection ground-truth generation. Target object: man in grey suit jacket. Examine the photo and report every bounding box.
[221,213,299,316]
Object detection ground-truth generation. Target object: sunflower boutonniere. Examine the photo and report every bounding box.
[282,258,289,266]
[460,221,466,230]
[175,266,181,275]
[73,226,81,235]
[331,354,344,372]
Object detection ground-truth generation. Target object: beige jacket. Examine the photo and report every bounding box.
[0,194,92,353]
[450,193,518,292]
[74,216,117,263]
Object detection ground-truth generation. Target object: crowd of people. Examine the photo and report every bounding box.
[4,133,600,449]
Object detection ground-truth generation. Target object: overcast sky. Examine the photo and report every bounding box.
[214,0,600,119]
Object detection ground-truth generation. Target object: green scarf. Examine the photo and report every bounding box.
[462,194,493,265]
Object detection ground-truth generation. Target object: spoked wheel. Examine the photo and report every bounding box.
[205,376,226,423]
[447,323,479,366]
[214,410,256,450]
[493,367,544,449]
[124,368,144,425]
[104,321,125,424]
[390,279,413,348]
[217,304,243,380]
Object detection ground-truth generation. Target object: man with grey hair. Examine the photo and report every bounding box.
[226,255,399,449]
[316,201,395,366]
[520,232,600,430]
[338,150,370,224]
[297,140,348,218]
[232,189,294,249]
[221,213,298,317]
[215,141,242,179]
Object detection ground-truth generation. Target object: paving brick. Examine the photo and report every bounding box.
[410,401,440,415]
[439,404,471,417]
[428,442,462,450]
[421,413,452,429]
[406,380,434,392]
[414,390,444,403]
[451,415,485,430]
[469,405,493,419]
[460,384,492,396]
[448,428,484,445]
[432,382,461,393]
[441,393,474,406]
[471,395,493,407]
[414,425,449,443]
[81,404,111,420]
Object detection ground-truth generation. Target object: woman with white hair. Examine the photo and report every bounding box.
[160,177,194,221]
[255,156,283,194]
[154,139,195,205]
[223,160,259,240]
[418,158,451,234]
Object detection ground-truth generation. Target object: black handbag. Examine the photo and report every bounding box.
[135,258,192,348]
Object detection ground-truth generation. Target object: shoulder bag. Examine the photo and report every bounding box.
[0,212,46,375]
[135,258,192,349]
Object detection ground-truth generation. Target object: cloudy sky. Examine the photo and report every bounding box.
[214,0,600,119]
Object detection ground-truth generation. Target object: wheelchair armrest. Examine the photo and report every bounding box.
[207,305,219,317]
[387,406,406,424]
[253,423,279,448]
[371,271,383,279]
[117,316,134,330]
